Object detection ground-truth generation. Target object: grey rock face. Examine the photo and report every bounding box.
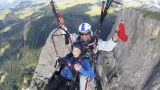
[144,63,160,90]
[112,8,160,90]
[96,51,119,90]
[29,28,71,90]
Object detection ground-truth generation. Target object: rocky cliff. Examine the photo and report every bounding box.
[118,0,160,12]
[30,8,160,90]
[111,8,160,90]
[29,28,71,90]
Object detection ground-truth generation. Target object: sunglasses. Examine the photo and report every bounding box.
[79,32,90,36]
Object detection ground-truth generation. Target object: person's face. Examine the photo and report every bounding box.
[72,47,81,58]
[80,33,91,42]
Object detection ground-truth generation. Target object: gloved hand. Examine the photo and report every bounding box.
[117,23,128,42]
[58,57,67,65]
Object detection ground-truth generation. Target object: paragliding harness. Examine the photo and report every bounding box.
[76,35,99,67]
[49,0,122,69]
[47,0,124,89]
[97,0,128,42]
[47,53,80,90]
[75,0,122,70]
[49,0,71,66]
[59,54,80,89]
[95,0,122,36]
[73,1,123,89]
[47,1,79,90]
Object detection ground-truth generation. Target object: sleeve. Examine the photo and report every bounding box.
[60,66,72,80]
[79,59,94,79]
[97,38,118,52]
[70,33,78,43]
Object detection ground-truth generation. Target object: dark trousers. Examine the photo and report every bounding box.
[47,71,79,90]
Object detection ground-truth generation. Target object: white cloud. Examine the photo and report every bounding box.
[150,0,160,8]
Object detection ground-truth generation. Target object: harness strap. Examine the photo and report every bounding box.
[85,78,88,90]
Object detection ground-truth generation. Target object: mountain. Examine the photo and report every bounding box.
[0,2,54,89]
[110,8,160,90]
[121,0,160,11]
[14,1,33,10]
[0,0,160,90]
[0,0,20,10]
[0,0,46,10]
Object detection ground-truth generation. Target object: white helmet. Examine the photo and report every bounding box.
[78,23,92,34]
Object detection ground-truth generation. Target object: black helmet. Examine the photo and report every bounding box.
[71,41,85,55]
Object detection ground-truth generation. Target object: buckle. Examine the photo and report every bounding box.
[65,81,70,85]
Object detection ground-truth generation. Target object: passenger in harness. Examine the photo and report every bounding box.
[47,41,94,90]
[61,22,119,89]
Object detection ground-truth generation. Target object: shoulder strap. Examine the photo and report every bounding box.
[76,35,81,41]
[86,36,98,50]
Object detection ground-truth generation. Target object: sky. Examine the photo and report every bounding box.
[123,0,160,8]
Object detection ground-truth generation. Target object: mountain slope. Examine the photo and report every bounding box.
[0,2,54,90]
[1,1,160,90]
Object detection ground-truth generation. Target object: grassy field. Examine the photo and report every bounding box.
[0,9,12,20]
[0,45,10,56]
[0,26,12,34]
[15,8,34,19]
